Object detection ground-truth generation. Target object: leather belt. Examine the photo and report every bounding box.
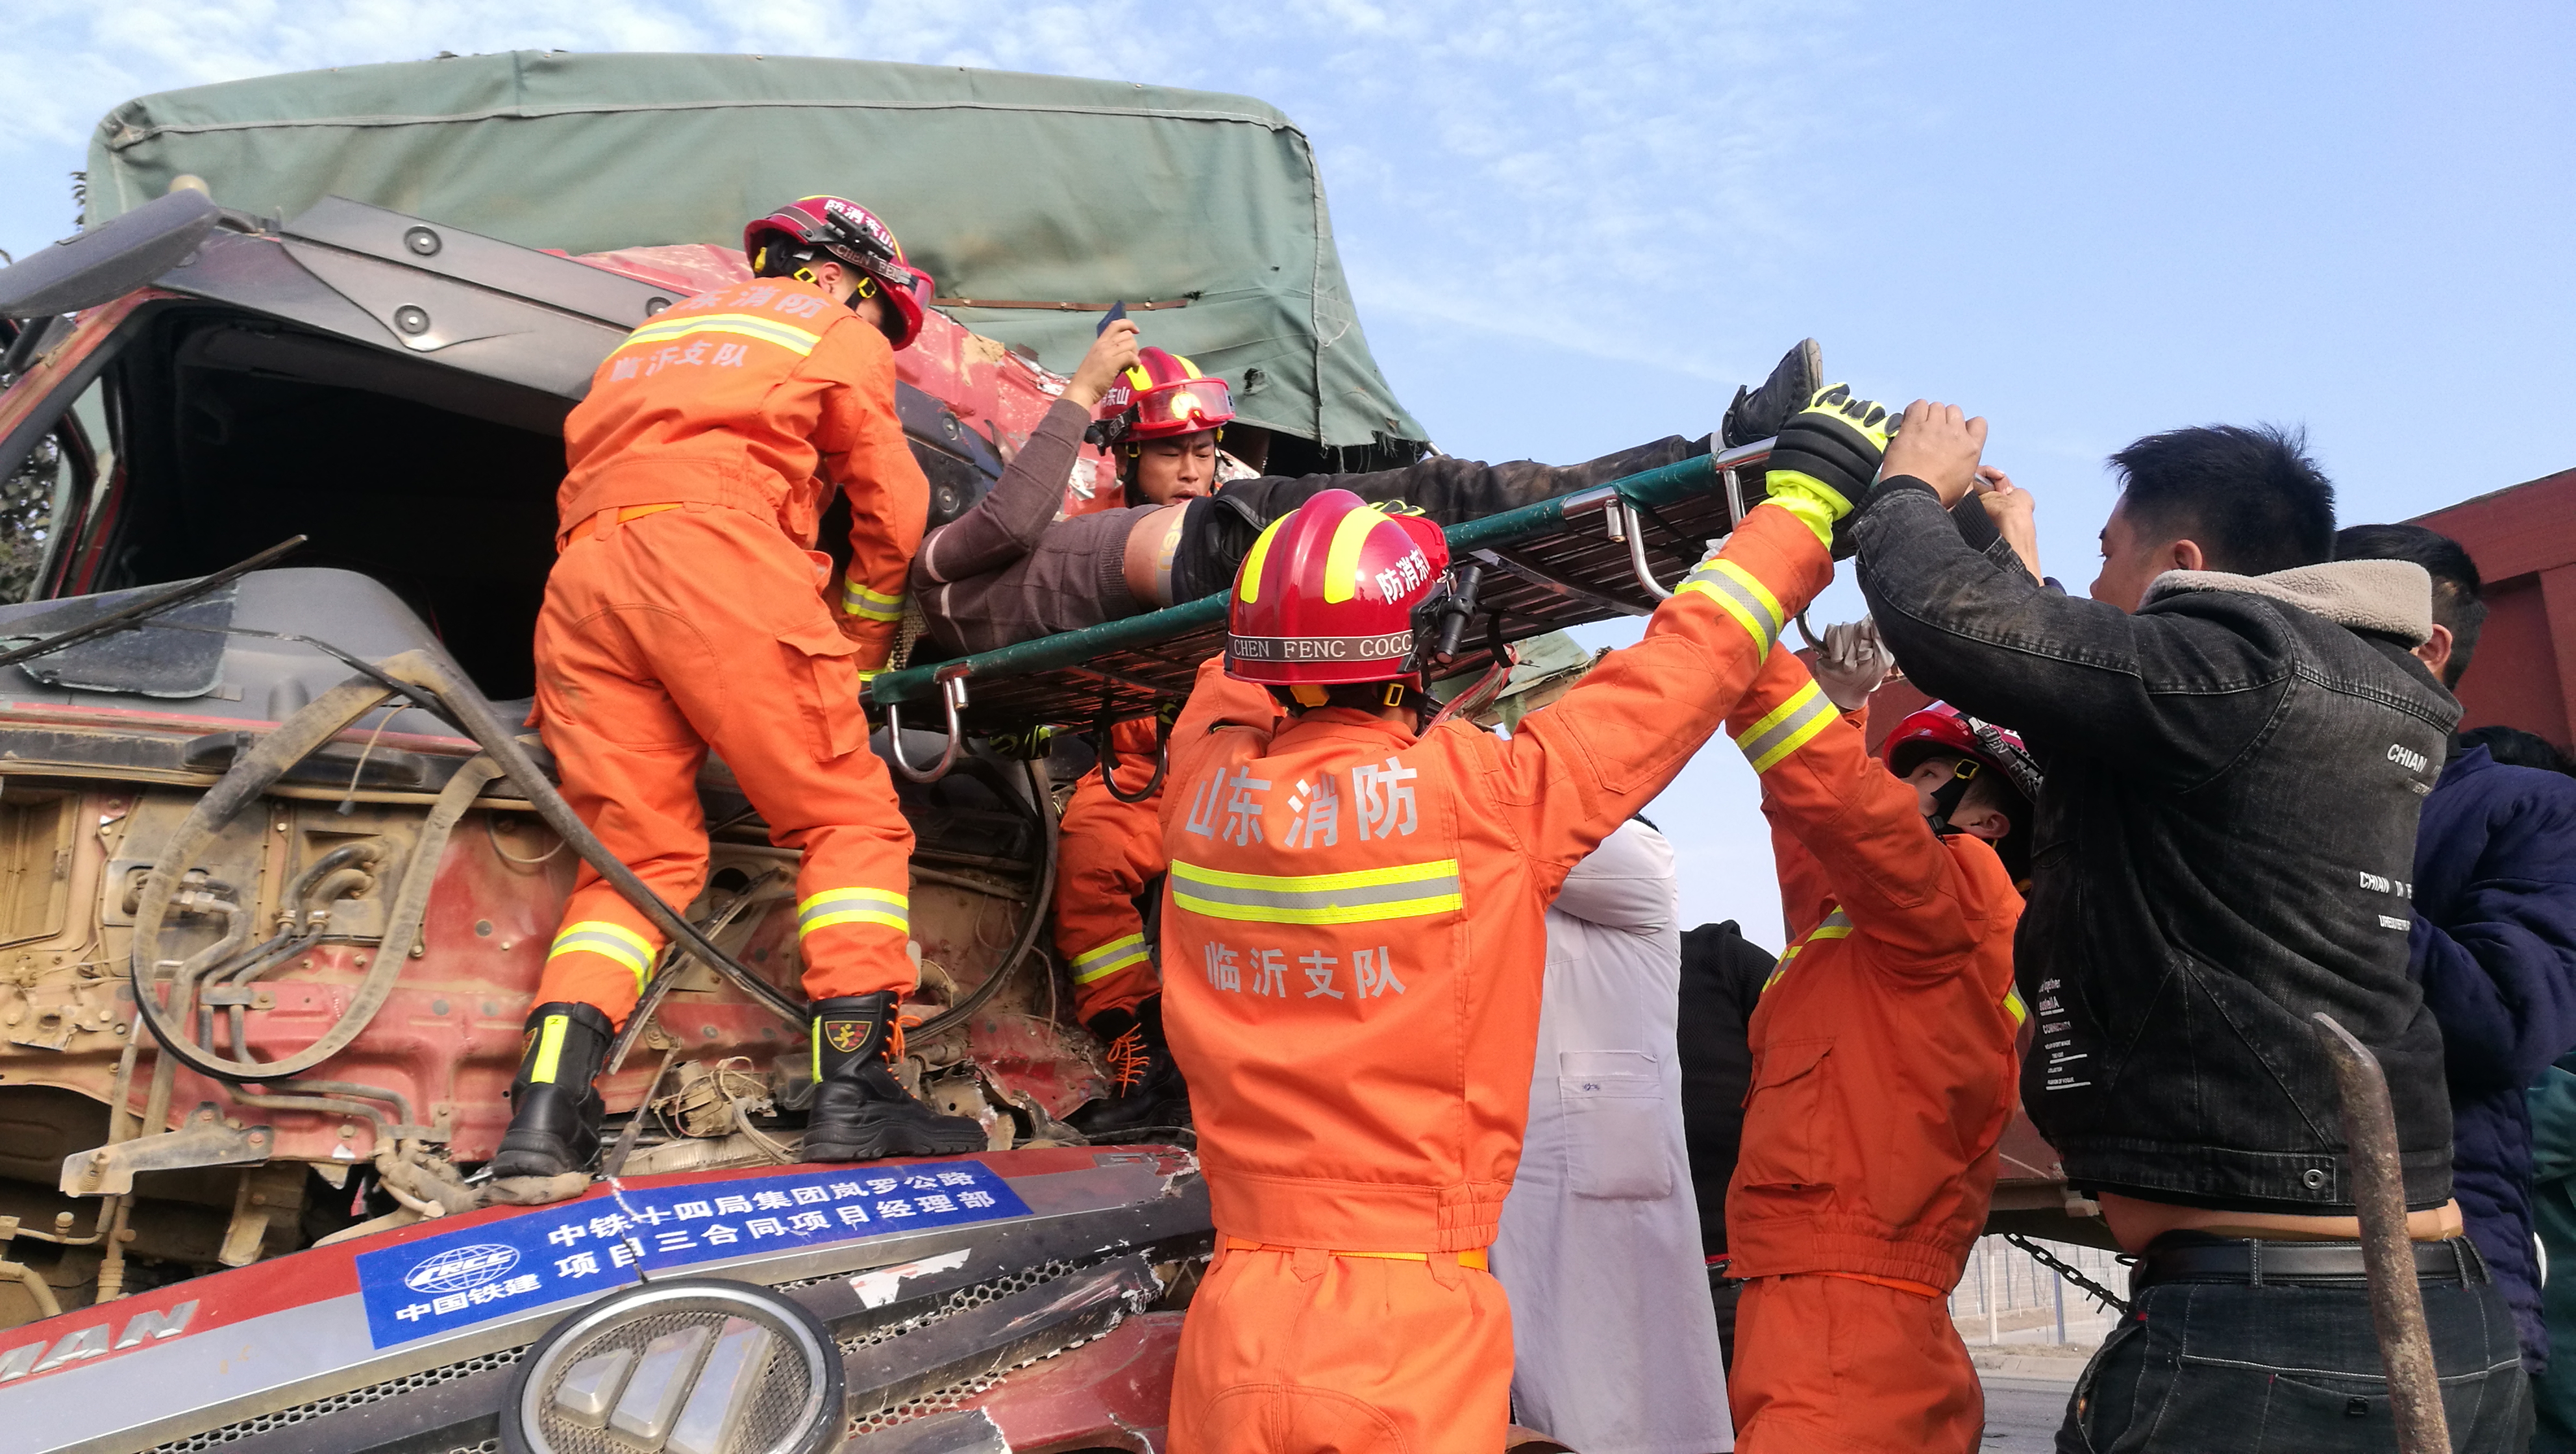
[2133,1234,2488,1294]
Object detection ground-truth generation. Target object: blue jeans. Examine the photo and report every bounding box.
[2058,1277,2531,1452]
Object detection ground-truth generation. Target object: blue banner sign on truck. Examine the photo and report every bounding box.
[355,1161,1031,1346]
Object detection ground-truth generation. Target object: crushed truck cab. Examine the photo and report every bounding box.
[0,49,2099,1454]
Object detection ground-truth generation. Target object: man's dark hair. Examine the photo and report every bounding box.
[2111,424,2336,576]
[2334,523,2487,687]
[2454,724,2576,778]
[1960,763,2025,826]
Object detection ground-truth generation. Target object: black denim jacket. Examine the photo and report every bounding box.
[1855,482,2458,1212]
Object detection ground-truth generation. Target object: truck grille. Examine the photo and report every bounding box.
[140,1259,1096,1453]
[145,1346,528,1453]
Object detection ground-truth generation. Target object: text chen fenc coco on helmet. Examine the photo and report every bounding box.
[1224,489,1450,689]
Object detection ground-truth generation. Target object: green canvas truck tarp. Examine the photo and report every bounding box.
[82,50,1424,452]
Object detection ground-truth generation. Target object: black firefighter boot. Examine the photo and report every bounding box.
[1067,995,1189,1141]
[489,1002,613,1179]
[802,992,989,1161]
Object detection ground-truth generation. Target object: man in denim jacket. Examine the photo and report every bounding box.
[1850,404,2526,1451]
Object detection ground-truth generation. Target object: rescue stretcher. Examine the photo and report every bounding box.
[864,440,1778,780]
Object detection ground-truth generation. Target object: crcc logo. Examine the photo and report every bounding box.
[405,1243,521,1296]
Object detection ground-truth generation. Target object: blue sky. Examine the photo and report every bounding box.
[5,2,2571,944]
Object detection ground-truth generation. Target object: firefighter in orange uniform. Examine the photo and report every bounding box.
[492,196,985,1181]
[1722,647,2032,1450]
[1152,386,1898,1452]
[1052,715,1189,1137]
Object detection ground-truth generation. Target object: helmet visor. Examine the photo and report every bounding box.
[1169,377,1232,425]
[1144,378,1233,434]
[884,262,935,315]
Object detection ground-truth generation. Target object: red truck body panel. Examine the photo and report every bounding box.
[2412,467,2576,752]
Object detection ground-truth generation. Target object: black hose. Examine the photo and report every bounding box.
[603,869,789,1076]
[130,677,400,1079]
[129,721,501,1081]
[367,652,808,1026]
[134,634,1034,1090]
[913,757,1058,1039]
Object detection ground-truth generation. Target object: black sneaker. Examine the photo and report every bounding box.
[1722,338,1824,449]
[1066,996,1191,1142]
[802,992,988,1161]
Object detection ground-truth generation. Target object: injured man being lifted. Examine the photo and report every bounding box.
[909,332,1826,656]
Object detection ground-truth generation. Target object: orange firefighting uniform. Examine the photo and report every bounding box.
[1158,503,1832,1453]
[1053,716,1167,1022]
[530,274,931,1024]
[1721,640,2025,1454]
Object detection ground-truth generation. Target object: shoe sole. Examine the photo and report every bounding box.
[1065,1094,1193,1141]
[800,1122,989,1163]
[489,1133,588,1180]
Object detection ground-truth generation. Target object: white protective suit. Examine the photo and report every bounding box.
[1495,818,1733,1453]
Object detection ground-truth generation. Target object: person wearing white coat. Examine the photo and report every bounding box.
[1495,816,1734,1453]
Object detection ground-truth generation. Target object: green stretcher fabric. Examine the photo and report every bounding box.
[82,50,1424,451]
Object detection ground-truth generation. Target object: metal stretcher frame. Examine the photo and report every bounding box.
[866,439,1776,755]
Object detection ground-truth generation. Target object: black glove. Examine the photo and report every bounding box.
[1761,385,1899,559]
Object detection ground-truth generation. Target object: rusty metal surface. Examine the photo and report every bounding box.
[0,772,1063,1175]
[960,1307,1182,1453]
[961,1013,1106,1124]
[59,1102,271,1195]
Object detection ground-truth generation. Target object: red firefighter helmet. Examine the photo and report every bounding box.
[1226,489,1450,687]
[1883,700,2043,806]
[1099,347,1235,444]
[1884,700,1986,775]
[741,195,935,350]
[1883,700,2042,880]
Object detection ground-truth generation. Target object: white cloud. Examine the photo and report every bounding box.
[0,0,1869,369]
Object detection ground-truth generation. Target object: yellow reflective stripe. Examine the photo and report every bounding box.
[530,1013,569,1084]
[1320,502,1392,605]
[842,580,905,621]
[1676,558,1788,656]
[797,886,910,936]
[618,311,823,358]
[1764,908,1853,994]
[1735,680,1837,773]
[1170,857,1462,925]
[548,920,654,990]
[1173,858,1457,893]
[2004,987,2029,1026]
[1237,517,1289,604]
[1070,932,1152,984]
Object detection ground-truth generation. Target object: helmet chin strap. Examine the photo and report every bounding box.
[1925,758,1981,838]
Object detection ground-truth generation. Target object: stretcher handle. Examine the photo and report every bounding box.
[885,669,971,783]
[1098,706,1174,805]
[1616,501,1676,601]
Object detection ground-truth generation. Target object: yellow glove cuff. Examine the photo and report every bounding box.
[1763,469,1853,549]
